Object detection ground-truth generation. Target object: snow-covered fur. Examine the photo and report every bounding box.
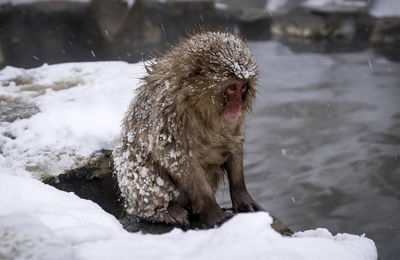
[113,31,257,222]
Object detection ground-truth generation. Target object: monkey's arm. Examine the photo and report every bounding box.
[226,143,265,213]
[170,161,231,227]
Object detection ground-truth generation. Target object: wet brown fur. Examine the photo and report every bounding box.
[113,31,263,227]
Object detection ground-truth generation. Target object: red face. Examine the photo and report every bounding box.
[223,80,248,121]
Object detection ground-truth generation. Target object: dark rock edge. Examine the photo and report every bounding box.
[42,149,293,236]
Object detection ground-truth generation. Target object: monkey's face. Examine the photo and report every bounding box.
[183,66,256,125]
[153,31,257,124]
[223,80,248,121]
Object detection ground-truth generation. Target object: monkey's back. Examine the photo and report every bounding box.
[113,81,184,221]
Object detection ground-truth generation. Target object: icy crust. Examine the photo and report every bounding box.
[0,174,377,260]
[112,32,257,220]
[0,61,145,178]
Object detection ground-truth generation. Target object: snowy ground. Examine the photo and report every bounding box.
[266,0,400,17]
[0,62,378,259]
[302,0,400,17]
[0,62,144,178]
[370,0,400,17]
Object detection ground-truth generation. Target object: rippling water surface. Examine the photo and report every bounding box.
[219,41,400,259]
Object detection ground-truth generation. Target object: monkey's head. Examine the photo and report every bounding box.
[149,31,258,124]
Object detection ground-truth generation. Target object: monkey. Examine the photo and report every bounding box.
[113,31,264,228]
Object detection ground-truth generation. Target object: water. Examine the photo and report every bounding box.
[232,41,399,259]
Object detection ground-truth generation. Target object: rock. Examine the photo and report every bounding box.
[0,1,98,68]
[271,216,294,236]
[371,17,400,44]
[43,149,124,218]
[0,98,39,123]
[1,0,399,65]
[237,9,271,41]
[371,17,400,61]
[269,7,374,53]
[0,46,4,64]
[271,8,373,40]
[90,0,130,42]
[43,149,293,236]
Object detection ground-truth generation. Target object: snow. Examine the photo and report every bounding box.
[0,62,378,259]
[214,2,228,10]
[303,0,367,8]
[123,0,135,8]
[265,0,288,13]
[370,0,400,17]
[0,174,377,260]
[0,61,145,178]
[302,0,367,12]
[302,0,400,17]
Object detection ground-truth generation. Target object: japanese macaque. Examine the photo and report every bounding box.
[113,31,264,228]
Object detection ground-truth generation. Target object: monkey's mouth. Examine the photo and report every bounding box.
[224,100,242,121]
[223,111,241,121]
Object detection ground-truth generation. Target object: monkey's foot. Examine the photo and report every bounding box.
[232,190,265,213]
[201,207,234,228]
[163,203,189,228]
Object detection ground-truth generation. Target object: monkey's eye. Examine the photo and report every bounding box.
[240,83,248,94]
[228,84,237,91]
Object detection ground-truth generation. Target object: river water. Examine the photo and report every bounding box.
[223,40,399,259]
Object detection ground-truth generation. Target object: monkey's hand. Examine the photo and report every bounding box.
[163,202,190,228]
[200,201,233,228]
[231,189,265,213]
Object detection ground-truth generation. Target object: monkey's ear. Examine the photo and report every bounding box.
[188,59,203,77]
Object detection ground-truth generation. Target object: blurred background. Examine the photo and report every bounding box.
[1,0,399,259]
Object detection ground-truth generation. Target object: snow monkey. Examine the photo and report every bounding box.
[113,31,264,228]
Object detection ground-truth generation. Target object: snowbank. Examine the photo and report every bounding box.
[370,0,400,17]
[0,174,377,260]
[0,62,377,259]
[297,0,400,17]
[302,0,367,12]
[0,62,145,178]
[266,0,288,13]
